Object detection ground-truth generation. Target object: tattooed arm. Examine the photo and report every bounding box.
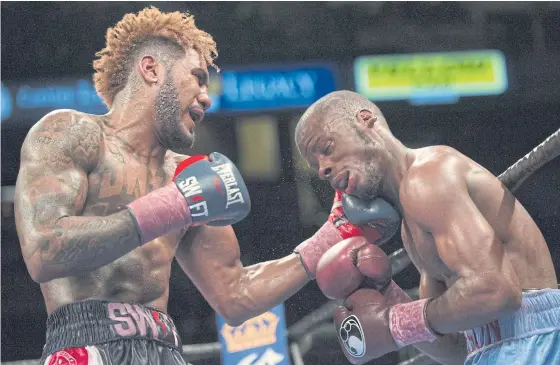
[15,111,142,283]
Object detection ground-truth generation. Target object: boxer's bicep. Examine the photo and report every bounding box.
[175,224,245,319]
[420,184,519,296]
[429,193,504,279]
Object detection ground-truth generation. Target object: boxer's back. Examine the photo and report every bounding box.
[32,110,184,313]
[401,146,557,290]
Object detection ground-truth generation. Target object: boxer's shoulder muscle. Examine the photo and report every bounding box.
[23,109,103,172]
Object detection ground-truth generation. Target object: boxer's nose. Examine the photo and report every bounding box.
[318,166,332,180]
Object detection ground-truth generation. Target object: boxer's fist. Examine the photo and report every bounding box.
[334,289,398,364]
[316,237,392,300]
[173,152,251,226]
[342,194,401,245]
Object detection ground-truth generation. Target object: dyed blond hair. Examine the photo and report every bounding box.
[93,6,218,106]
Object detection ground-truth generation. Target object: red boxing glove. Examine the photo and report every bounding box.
[334,289,440,364]
[334,289,439,364]
[315,237,392,300]
[295,191,390,279]
[334,289,398,363]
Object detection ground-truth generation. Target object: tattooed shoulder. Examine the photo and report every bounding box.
[24,110,104,172]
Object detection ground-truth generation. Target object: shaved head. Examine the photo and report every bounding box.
[295,90,391,200]
[295,90,386,153]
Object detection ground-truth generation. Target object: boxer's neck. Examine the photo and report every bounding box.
[375,125,413,212]
[105,88,166,162]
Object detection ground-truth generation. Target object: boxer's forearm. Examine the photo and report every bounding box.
[425,276,522,334]
[413,333,467,365]
[229,254,310,324]
[30,210,141,282]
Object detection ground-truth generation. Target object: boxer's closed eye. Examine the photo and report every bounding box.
[324,142,333,155]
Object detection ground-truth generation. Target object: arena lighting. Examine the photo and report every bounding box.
[354,50,508,105]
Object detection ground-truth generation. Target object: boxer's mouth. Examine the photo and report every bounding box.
[332,171,350,191]
[188,107,205,124]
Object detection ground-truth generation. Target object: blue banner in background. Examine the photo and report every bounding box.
[2,79,109,123]
[1,78,221,124]
[217,304,291,365]
[219,65,337,112]
[2,63,337,124]
[15,79,108,114]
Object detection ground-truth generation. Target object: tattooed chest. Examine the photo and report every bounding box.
[81,153,171,217]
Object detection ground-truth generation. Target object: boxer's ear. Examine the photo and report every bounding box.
[356,109,377,129]
[138,55,160,84]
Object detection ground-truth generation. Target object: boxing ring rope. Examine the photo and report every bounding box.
[2,128,558,365]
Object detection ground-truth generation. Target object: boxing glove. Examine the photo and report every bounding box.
[127,153,251,243]
[295,191,386,278]
[342,194,401,245]
[334,289,398,363]
[316,237,392,300]
[334,289,440,364]
[173,152,251,227]
[316,237,413,305]
[294,191,400,279]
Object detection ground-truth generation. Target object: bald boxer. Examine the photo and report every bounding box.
[14,9,399,365]
[296,90,559,365]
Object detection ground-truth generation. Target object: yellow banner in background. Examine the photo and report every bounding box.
[354,50,508,103]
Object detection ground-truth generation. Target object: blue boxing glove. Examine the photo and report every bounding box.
[173,152,251,227]
[341,194,401,245]
[127,152,251,245]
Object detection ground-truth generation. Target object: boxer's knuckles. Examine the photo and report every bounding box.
[316,237,392,299]
[316,237,369,299]
[356,244,391,279]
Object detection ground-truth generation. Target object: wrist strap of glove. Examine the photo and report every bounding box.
[127,183,192,244]
[389,298,442,347]
[294,222,343,280]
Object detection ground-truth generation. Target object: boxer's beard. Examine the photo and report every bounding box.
[363,154,383,199]
[155,76,195,153]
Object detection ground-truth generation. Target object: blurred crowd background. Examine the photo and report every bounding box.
[1,2,559,365]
